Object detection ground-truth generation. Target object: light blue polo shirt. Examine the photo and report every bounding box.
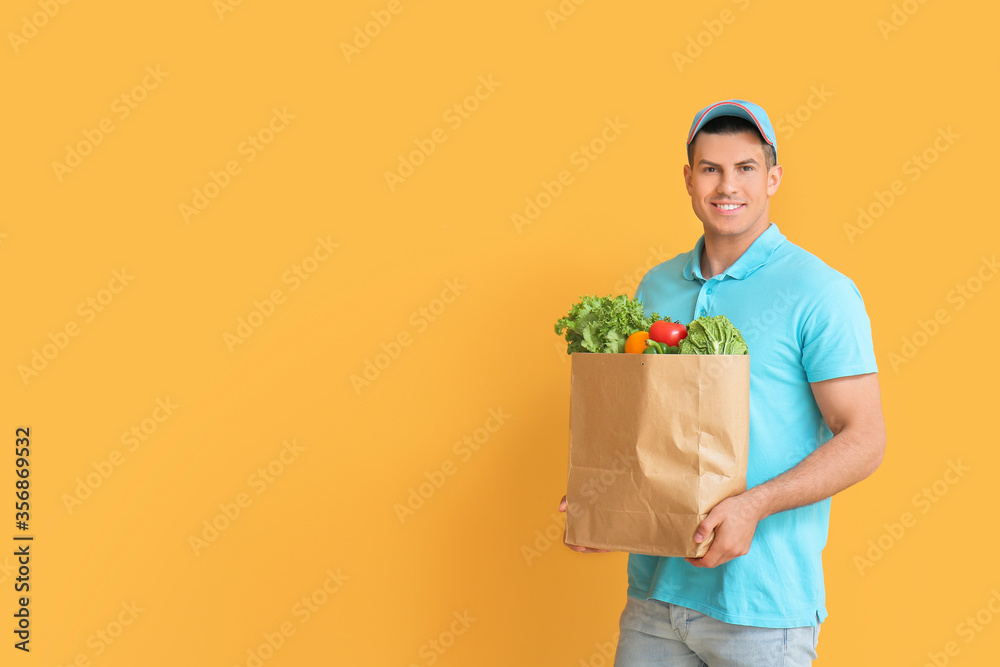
[630,223,878,628]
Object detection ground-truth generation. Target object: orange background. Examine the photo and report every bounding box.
[2,1,998,665]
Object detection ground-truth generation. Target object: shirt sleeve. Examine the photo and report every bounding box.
[799,277,879,382]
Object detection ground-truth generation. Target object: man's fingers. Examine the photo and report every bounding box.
[693,504,726,543]
[686,537,738,569]
[559,494,611,552]
[693,518,715,544]
[569,545,612,553]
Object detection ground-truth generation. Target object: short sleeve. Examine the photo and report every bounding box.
[799,277,878,382]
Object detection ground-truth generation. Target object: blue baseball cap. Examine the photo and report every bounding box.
[687,99,777,160]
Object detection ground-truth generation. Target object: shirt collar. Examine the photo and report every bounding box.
[682,223,785,282]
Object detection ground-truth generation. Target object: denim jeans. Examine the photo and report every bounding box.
[614,596,820,666]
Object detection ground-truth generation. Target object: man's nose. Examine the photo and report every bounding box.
[716,171,738,195]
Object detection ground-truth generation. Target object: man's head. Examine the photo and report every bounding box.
[683,99,782,244]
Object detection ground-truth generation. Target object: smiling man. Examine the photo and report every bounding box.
[562,100,887,666]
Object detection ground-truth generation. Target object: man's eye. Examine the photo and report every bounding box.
[741,165,754,171]
[704,167,716,173]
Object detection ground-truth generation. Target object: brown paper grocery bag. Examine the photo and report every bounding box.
[564,353,749,558]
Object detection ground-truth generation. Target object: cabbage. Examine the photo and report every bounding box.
[679,315,749,355]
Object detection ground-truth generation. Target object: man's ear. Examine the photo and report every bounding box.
[683,163,693,195]
[766,164,783,196]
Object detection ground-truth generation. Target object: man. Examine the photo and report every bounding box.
[559,100,886,666]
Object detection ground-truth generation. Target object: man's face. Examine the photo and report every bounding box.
[683,130,782,243]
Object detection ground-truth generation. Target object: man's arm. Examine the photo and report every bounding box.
[686,372,887,569]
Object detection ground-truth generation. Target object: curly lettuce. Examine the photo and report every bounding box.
[554,295,662,354]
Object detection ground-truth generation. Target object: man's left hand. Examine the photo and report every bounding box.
[684,493,763,569]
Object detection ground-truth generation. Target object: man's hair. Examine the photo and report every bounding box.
[687,115,777,170]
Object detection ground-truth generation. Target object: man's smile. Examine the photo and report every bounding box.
[712,201,746,213]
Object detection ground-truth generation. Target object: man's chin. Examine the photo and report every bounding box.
[699,217,768,240]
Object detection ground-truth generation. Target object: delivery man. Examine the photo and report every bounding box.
[559,99,886,666]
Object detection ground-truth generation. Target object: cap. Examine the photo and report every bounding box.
[687,99,777,160]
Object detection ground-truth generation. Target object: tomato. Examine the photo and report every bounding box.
[624,331,650,354]
[648,320,688,348]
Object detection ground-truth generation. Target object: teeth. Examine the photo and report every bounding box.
[716,203,742,210]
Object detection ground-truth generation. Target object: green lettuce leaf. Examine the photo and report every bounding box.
[679,315,749,355]
[554,295,662,354]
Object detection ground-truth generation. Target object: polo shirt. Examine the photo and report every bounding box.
[629,223,878,628]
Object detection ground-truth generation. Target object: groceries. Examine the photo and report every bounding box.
[556,295,748,356]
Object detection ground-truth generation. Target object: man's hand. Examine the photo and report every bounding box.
[685,493,764,568]
[558,495,613,553]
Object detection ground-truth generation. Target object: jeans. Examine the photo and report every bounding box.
[614,596,820,666]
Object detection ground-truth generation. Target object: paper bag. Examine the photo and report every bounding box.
[564,353,749,558]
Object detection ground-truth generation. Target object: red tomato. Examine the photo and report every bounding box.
[648,320,688,348]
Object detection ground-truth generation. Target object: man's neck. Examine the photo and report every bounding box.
[699,224,770,279]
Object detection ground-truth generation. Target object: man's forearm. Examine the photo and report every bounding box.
[742,421,886,521]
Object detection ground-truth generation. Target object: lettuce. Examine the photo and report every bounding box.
[679,315,749,355]
[555,295,661,354]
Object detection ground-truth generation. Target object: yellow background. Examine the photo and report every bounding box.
[2,0,998,665]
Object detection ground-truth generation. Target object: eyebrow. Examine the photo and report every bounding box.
[698,158,761,167]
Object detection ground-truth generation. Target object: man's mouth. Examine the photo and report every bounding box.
[712,202,745,212]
